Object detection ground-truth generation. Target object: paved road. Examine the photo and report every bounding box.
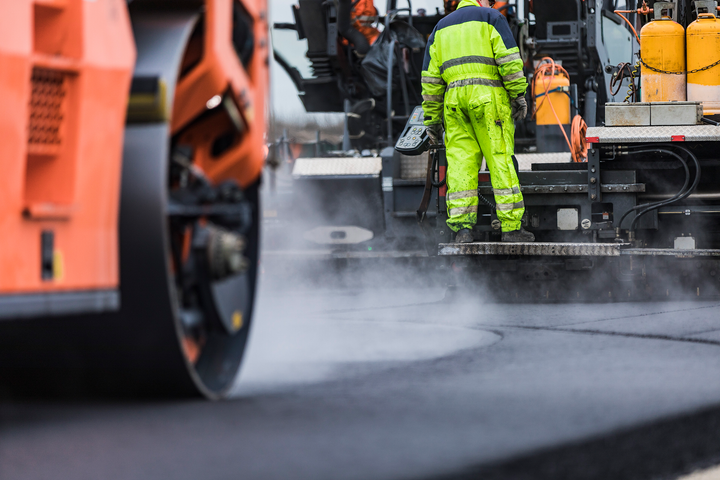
[2,269,720,480]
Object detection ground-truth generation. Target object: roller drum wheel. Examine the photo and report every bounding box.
[0,127,260,399]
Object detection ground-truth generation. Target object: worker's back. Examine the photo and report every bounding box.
[428,3,511,85]
[421,0,526,124]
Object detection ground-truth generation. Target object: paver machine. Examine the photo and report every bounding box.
[272,0,720,298]
[397,0,720,299]
[269,0,636,254]
[0,0,268,398]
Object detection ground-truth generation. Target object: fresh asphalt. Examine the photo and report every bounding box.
[2,270,720,480]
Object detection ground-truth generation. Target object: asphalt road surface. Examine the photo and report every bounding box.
[3,267,720,480]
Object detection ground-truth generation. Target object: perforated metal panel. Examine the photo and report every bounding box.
[439,242,626,256]
[28,68,67,150]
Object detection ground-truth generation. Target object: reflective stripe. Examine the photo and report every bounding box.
[496,200,525,211]
[493,186,521,196]
[501,71,525,83]
[447,77,504,90]
[496,52,522,65]
[439,55,496,74]
[422,76,446,85]
[422,94,444,102]
[448,205,478,216]
[447,189,477,201]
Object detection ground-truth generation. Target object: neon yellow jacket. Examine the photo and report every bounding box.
[421,0,527,126]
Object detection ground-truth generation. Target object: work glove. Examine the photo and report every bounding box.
[511,95,528,121]
[427,123,443,145]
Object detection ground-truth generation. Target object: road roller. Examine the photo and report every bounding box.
[0,0,268,399]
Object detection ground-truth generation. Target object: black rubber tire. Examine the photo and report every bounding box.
[0,126,260,400]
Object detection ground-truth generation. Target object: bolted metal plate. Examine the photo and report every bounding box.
[557,208,579,230]
[438,242,627,256]
[477,183,645,194]
[673,236,696,250]
[292,157,382,177]
[400,154,428,179]
[586,125,720,143]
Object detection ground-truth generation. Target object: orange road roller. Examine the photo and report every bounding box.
[0,0,268,399]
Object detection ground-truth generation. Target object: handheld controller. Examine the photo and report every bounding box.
[394,106,431,156]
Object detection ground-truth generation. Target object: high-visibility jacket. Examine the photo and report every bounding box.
[421,0,528,233]
[420,0,526,126]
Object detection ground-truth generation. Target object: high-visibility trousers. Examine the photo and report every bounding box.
[444,96,525,233]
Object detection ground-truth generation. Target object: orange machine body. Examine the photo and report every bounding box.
[0,0,135,295]
[171,0,269,190]
[493,1,509,17]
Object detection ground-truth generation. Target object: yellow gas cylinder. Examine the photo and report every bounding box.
[534,66,570,127]
[533,60,570,153]
[687,2,720,115]
[640,2,686,102]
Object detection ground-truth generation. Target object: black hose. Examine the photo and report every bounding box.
[430,151,446,188]
[338,0,371,54]
[479,193,496,210]
[630,144,701,231]
[617,147,689,230]
[616,145,701,232]
[702,117,720,126]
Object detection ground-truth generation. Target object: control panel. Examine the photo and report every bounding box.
[394,106,431,156]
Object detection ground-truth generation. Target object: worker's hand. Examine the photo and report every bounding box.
[511,95,528,121]
[427,123,443,144]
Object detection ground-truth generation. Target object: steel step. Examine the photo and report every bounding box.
[438,242,628,256]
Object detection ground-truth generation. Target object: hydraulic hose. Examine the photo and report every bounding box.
[338,0,371,54]
[622,149,690,232]
[430,150,446,188]
[616,145,701,232]
[617,147,689,231]
[629,144,701,232]
[479,194,496,210]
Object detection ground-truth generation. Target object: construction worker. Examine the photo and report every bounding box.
[421,0,534,243]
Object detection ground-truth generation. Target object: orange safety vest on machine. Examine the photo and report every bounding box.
[351,0,381,45]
